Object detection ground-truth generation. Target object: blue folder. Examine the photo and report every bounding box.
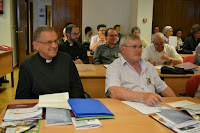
[68,99,114,117]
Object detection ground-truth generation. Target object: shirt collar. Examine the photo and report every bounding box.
[119,55,146,72]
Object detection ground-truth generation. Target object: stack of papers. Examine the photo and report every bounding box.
[38,92,71,109]
[72,118,102,129]
[3,104,42,122]
[151,107,200,133]
[68,99,114,120]
[46,108,72,126]
[0,119,41,133]
[167,100,200,120]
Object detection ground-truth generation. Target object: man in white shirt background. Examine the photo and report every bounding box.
[142,32,182,66]
[90,24,107,51]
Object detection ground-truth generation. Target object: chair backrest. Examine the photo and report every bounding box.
[183,55,195,63]
[185,75,200,97]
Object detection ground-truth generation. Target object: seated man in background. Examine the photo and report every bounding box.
[183,24,200,51]
[106,34,176,106]
[194,43,200,65]
[58,24,89,64]
[15,25,85,99]
[90,24,107,51]
[92,28,121,64]
[114,24,123,44]
[142,32,182,66]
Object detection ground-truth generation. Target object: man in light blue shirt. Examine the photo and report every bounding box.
[105,34,176,106]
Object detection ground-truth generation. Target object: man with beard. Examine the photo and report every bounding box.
[58,24,89,64]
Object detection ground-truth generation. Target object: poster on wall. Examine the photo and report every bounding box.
[0,0,3,14]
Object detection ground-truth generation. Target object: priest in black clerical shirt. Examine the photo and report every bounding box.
[15,25,85,99]
[58,24,89,64]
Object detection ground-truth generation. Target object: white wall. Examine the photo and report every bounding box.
[82,0,132,41]
[82,0,153,44]
[136,0,153,44]
[0,0,17,66]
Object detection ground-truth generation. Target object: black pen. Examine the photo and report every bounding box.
[20,125,36,133]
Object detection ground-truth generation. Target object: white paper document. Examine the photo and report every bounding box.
[72,117,102,129]
[169,36,177,48]
[167,100,196,108]
[38,92,71,109]
[122,101,161,114]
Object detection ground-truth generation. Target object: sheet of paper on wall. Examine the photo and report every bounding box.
[169,36,177,48]
[38,92,71,109]
[122,101,161,114]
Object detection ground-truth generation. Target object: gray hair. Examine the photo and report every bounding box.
[120,34,141,47]
[191,24,200,35]
[152,32,165,42]
[33,25,56,41]
[131,26,141,34]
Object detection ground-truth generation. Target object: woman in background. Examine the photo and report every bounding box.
[131,26,148,48]
[162,26,173,44]
[175,29,184,49]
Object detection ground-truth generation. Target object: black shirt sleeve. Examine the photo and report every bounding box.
[15,63,34,99]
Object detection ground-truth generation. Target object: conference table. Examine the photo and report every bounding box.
[76,64,200,98]
[0,50,14,87]
[0,97,199,133]
[76,64,106,98]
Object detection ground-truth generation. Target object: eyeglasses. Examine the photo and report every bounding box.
[99,30,106,32]
[107,35,118,37]
[71,33,81,36]
[36,40,58,45]
[122,45,142,49]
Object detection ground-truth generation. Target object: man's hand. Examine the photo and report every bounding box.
[161,54,171,62]
[99,35,106,43]
[142,93,163,106]
[149,60,157,66]
[74,59,83,64]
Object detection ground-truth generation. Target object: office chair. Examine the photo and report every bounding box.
[183,55,195,63]
[185,75,200,97]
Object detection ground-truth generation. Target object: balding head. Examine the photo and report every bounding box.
[152,32,165,52]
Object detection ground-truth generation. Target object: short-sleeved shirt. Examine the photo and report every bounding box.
[90,34,104,48]
[105,56,167,95]
[92,44,121,64]
[142,43,183,65]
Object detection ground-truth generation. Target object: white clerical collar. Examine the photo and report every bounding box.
[70,43,73,46]
[46,59,52,63]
